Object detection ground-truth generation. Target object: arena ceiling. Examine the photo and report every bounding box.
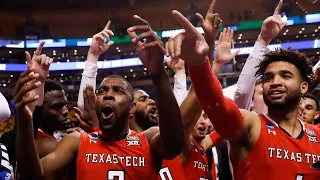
[0,0,169,10]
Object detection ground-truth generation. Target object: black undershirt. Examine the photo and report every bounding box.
[278,125,304,140]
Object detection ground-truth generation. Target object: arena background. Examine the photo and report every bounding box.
[0,0,319,134]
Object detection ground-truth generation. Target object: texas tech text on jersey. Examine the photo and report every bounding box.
[85,153,146,167]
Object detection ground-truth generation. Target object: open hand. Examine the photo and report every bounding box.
[127,15,165,75]
[215,27,240,65]
[15,69,42,124]
[73,85,99,133]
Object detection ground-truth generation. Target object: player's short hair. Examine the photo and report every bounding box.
[133,88,142,92]
[255,48,314,85]
[102,75,134,102]
[44,79,63,94]
[255,78,263,86]
[302,93,319,111]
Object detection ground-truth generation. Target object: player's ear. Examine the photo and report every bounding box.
[130,102,136,115]
[301,81,308,94]
[315,111,320,120]
[250,101,254,111]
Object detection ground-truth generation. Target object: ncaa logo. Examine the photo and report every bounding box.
[306,129,316,136]
[89,133,99,140]
[266,123,276,135]
[266,124,274,129]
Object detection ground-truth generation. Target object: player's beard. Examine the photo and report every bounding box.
[135,111,158,131]
[264,87,301,111]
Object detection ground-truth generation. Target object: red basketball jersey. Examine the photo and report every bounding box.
[158,157,185,180]
[35,129,54,141]
[183,144,208,180]
[76,130,158,180]
[233,114,320,180]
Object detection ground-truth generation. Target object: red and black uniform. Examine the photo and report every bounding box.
[76,130,158,180]
[188,59,320,179]
[158,157,185,180]
[35,129,55,141]
[233,114,320,180]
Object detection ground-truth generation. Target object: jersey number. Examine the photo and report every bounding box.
[296,175,304,180]
[108,170,124,180]
[159,167,173,180]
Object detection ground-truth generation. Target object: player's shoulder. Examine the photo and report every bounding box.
[60,131,81,147]
[53,131,81,156]
[239,109,261,122]
[304,121,318,129]
[315,123,320,129]
[36,130,55,141]
[304,122,320,135]
[144,126,160,143]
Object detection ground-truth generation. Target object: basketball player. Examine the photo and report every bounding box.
[234,0,287,114]
[170,27,235,180]
[162,0,221,178]
[35,79,76,155]
[127,89,185,180]
[1,43,54,172]
[299,93,319,125]
[15,16,185,180]
[165,1,236,178]
[250,79,267,114]
[169,4,320,179]
[129,89,158,132]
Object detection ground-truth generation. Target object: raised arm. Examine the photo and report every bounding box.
[128,15,184,159]
[234,0,285,109]
[15,69,44,179]
[175,28,238,156]
[78,21,114,111]
[165,57,188,106]
[169,10,246,139]
[77,61,98,111]
[168,0,223,159]
[24,41,53,111]
[195,0,220,63]
[15,69,79,179]
[169,11,264,164]
[213,27,240,76]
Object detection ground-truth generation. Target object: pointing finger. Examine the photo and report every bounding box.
[273,0,283,15]
[172,10,198,35]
